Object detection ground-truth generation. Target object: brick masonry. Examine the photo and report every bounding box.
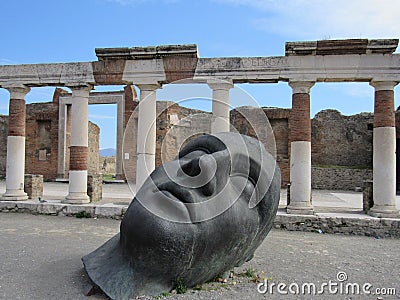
[8,99,26,136]
[374,90,395,128]
[290,93,311,142]
[0,116,8,177]
[69,146,88,171]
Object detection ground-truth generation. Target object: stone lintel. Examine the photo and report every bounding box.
[96,44,199,61]
[286,38,399,56]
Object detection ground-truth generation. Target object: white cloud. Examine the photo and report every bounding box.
[0,58,17,65]
[215,0,400,40]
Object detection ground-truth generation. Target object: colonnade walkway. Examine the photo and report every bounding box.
[1,180,400,238]
[2,179,400,212]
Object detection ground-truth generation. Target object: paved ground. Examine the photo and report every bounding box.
[0,214,399,300]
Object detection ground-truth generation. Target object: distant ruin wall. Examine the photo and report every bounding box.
[311,109,374,167]
[25,102,59,180]
[100,156,116,174]
[312,167,372,190]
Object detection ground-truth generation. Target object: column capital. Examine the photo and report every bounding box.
[3,84,31,99]
[207,79,234,91]
[370,80,398,91]
[289,81,315,94]
[68,84,93,97]
[136,83,161,92]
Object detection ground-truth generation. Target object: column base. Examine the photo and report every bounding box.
[286,205,314,215]
[62,193,90,204]
[0,190,28,201]
[369,205,399,218]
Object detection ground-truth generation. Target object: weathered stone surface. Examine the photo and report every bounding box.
[37,202,65,215]
[24,174,43,200]
[274,213,400,238]
[311,109,374,167]
[94,205,124,218]
[312,167,372,190]
[99,156,116,175]
[95,44,198,61]
[64,205,95,216]
[363,180,374,212]
[87,174,102,202]
[286,38,398,56]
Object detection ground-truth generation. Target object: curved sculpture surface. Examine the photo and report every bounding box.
[83,132,280,299]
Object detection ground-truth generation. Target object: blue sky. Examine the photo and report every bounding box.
[0,0,399,148]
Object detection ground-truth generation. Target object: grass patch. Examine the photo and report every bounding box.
[154,292,171,299]
[237,268,265,283]
[175,279,187,294]
[102,174,115,181]
[75,211,92,218]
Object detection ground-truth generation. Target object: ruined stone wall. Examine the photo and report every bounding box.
[0,115,8,178]
[230,107,291,186]
[311,109,374,167]
[155,101,210,168]
[312,167,372,190]
[25,102,59,180]
[100,156,116,174]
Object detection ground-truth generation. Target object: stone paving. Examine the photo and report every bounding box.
[0,214,399,300]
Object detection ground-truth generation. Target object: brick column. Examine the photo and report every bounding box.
[369,81,399,218]
[287,81,315,215]
[63,85,93,204]
[135,84,160,190]
[208,79,234,133]
[1,85,30,201]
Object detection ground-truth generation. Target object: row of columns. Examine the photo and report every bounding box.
[0,80,399,218]
[287,80,399,218]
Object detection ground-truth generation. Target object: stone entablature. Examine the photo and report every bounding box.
[1,39,399,88]
[285,39,399,56]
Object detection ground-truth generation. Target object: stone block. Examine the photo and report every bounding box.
[87,174,102,202]
[24,174,43,200]
[94,205,124,218]
[37,203,64,215]
[363,180,374,213]
[64,205,95,216]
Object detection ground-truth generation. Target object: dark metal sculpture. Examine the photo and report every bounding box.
[83,132,280,299]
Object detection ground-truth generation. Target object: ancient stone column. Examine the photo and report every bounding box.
[208,79,234,133]
[287,81,315,215]
[63,85,93,204]
[135,84,159,190]
[369,81,399,218]
[1,85,30,201]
